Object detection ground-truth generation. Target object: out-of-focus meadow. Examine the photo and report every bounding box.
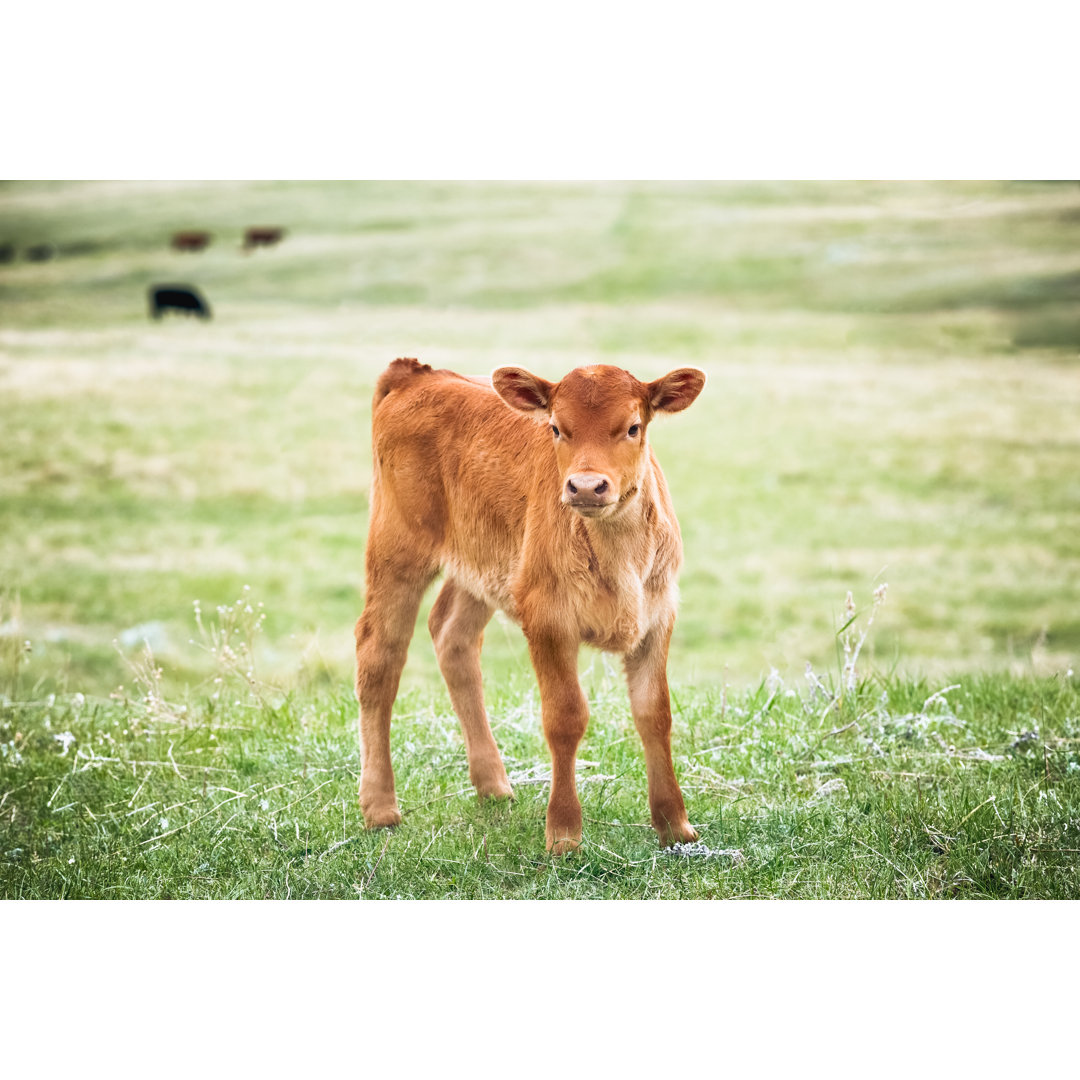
[2,180,1079,699]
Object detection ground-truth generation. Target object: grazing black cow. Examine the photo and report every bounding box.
[243,226,285,250]
[149,284,211,320]
[0,243,14,263]
[26,243,56,262]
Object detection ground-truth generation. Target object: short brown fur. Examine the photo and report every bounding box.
[354,357,706,853]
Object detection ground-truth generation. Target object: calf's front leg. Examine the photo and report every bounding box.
[624,625,698,847]
[527,631,588,855]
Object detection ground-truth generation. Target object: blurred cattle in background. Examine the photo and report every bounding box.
[0,243,14,263]
[243,226,285,250]
[26,243,56,262]
[172,230,212,252]
[149,284,211,320]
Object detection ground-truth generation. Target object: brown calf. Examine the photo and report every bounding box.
[171,230,211,252]
[243,226,285,250]
[354,358,706,853]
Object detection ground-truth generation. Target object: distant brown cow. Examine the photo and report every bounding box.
[354,357,706,853]
[243,226,285,250]
[172,231,212,252]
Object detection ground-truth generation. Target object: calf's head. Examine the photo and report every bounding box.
[492,364,706,520]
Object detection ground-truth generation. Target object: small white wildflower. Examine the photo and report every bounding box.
[46,693,56,708]
[766,666,783,694]
[54,731,76,755]
[244,605,253,614]
[243,584,251,592]
[68,857,75,864]
[160,817,169,829]
[260,799,269,811]
[72,692,85,709]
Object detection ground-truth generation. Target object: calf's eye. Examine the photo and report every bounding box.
[551,425,560,438]
[628,424,640,437]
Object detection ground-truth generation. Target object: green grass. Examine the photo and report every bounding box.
[2,180,1079,897]
[3,648,1078,898]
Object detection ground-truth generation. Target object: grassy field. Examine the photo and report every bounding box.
[2,180,1079,898]
[3,653,1078,898]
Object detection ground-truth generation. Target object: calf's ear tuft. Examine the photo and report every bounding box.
[492,367,555,414]
[648,368,706,413]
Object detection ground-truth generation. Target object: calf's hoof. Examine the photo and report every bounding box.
[546,829,582,856]
[360,799,402,830]
[548,837,581,856]
[475,779,515,802]
[470,757,515,802]
[657,820,699,847]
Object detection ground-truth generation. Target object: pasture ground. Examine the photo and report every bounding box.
[1,180,1078,898]
[3,653,1078,898]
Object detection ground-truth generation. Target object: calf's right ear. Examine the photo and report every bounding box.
[492,367,555,415]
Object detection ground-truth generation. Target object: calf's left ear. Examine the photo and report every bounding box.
[648,368,706,413]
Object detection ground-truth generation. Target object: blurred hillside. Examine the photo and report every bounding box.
[1,180,1078,697]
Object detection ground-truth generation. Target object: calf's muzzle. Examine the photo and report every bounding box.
[564,472,615,513]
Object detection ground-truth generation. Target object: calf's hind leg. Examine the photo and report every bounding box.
[354,542,436,828]
[428,580,513,801]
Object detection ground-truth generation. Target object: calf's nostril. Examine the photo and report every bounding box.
[567,479,578,495]
[595,480,608,495]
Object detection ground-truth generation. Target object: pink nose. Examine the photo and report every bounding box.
[565,473,612,505]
